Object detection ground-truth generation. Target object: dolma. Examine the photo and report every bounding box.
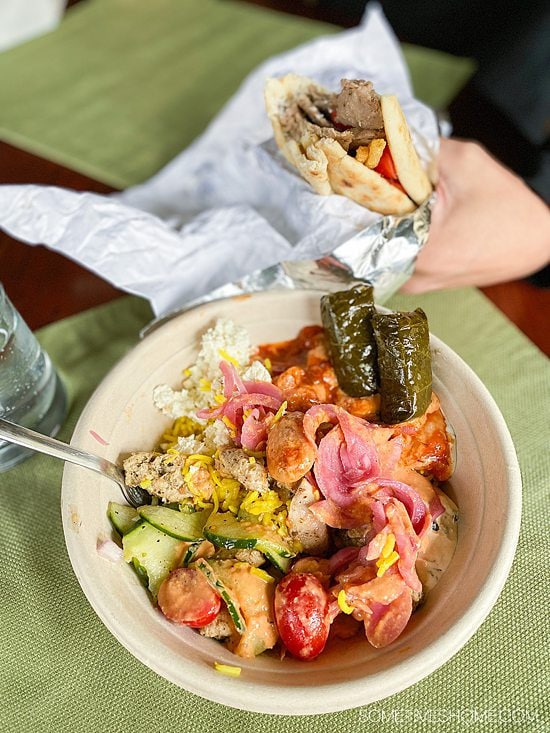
[372,308,432,424]
[320,284,378,396]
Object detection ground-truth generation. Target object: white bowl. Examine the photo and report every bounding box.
[61,290,521,715]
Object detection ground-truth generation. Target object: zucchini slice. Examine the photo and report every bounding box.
[108,501,140,536]
[137,505,211,541]
[194,558,246,634]
[203,512,296,571]
[122,521,187,598]
[372,308,432,423]
[182,540,214,566]
[321,283,378,396]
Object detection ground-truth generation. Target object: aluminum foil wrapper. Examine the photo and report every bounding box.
[142,196,432,337]
[0,5,438,324]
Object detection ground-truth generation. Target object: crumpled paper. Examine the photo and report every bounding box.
[0,4,439,318]
[0,0,65,53]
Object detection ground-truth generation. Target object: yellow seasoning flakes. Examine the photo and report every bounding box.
[159,415,204,450]
[208,467,223,488]
[139,479,152,489]
[243,448,266,459]
[380,532,396,559]
[213,662,241,678]
[376,551,400,577]
[337,589,354,615]
[185,454,214,465]
[271,400,288,425]
[250,567,275,583]
[222,416,237,433]
[218,348,239,367]
[211,489,220,514]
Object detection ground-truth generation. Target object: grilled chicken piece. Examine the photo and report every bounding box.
[122,451,190,503]
[215,447,270,494]
[287,478,330,555]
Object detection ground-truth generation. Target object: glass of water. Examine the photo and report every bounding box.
[0,283,68,471]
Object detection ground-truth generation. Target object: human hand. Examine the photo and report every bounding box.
[402,138,550,293]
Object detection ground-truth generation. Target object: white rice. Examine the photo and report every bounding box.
[152,318,271,427]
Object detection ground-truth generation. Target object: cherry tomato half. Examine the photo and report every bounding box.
[375,146,399,180]
[274,572,331,660]
[158,567,221,628]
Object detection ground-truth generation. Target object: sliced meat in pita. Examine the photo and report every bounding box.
[314,138,415,215]
[264,74,433,215]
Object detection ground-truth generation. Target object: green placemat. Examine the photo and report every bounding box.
[0,289,548,732]
[0,0,473,188]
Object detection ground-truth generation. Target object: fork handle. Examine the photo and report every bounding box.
[0,417,121,482]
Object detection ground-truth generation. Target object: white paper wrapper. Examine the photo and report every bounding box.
[0,4,438,318]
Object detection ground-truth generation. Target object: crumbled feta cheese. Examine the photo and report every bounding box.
[242,360,272,383]
[176,434,208,455]
[152,384,197,419]
[152,319,254,420]
[204,420,232,452]
[191,318,253,383]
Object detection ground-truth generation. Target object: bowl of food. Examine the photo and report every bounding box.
[61,288,521,715]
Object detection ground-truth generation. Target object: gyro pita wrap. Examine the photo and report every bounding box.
[265,74,433,216]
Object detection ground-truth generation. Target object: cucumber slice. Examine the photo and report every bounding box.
[194,558,246,634]
[108,501,140,536]
[122,521,186,598]
[203,512,296,572]
[266,553,292,574]
[138,505,211,541]
[182,540,214,566]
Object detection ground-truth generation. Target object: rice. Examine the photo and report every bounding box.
[153,318,263,422]
[150,318,289,536]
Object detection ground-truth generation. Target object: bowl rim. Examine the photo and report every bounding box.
[61,290,522,715]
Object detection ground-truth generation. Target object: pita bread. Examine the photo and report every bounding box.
[314,138,415,215]
[381,95,432,205]
[265,75,332,195]
[264,74,432,215]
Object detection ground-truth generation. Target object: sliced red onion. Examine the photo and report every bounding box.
[327,598,342,623]
[305,404,388,509]
[374,478,428,536]
[219,360,246,397]
[328,546,360,575]
[364,589,413,648]
[371,499,387,533]
[429,491,446,521]
[240,409,267,451]
[96,538,123,563]
[197,391,282,421]
[243,380,283,401]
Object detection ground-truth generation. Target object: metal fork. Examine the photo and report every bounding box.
[0,418,150,507]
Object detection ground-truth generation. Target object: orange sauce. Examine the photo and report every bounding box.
[258,326,380,418]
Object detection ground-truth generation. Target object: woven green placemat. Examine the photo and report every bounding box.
[0,289,548,732]
[0,0,473,188]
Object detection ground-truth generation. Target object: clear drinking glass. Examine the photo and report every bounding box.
[0,284,67,471]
